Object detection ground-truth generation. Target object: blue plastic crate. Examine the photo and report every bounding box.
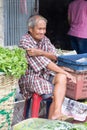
[57,53,87,71]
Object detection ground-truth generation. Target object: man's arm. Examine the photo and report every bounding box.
[27,48,57,61]
[47,61,76,83]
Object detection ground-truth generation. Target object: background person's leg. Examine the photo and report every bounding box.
[69,36,79,54]
[77,38,87,54]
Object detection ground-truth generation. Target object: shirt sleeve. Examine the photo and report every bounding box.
[19,35,34,49]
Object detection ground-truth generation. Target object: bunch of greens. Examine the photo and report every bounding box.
[13,118,87,130]
[0,46,27,78]
[71,122,87,130]
[14,118,87,130]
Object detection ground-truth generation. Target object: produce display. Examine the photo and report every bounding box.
[13,118,87,130]
[0,46,27,78]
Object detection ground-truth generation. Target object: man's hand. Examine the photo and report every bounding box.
[27,48,42,56]
[27,48,57,61]
[60,67,76,83]
[65,72,76,84]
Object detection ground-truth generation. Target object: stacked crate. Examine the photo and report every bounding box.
[58,53,87,100]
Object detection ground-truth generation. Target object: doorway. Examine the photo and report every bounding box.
[39,0,72,50]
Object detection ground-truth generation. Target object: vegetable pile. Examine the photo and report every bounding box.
[0,46,27,78]
[71,122,87,130]
[13,118,87,130]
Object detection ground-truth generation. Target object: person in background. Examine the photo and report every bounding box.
[67,0,87,54]
[19,15,75,120]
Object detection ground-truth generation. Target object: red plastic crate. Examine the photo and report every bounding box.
[65,68,87,100]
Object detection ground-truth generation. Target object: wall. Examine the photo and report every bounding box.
[4,0,35,46]
[0,0,35,46]
[0,0,4,46]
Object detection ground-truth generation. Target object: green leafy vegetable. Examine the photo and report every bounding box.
[71,123,87,130]
[0,46,27,78]
[13,118,87,130]
[13,118,73,130]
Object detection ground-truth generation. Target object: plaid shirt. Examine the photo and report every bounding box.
[18,33,57,97]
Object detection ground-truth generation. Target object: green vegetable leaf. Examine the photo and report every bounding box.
[0,46,28,78]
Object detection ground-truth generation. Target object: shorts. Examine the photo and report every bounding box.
[48,75,54,84]
[41,75,54,99]
[48,75,54,91]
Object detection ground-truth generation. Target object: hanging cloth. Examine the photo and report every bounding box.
[20,0,28,14]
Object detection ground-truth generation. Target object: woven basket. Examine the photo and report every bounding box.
[0,74,18,130]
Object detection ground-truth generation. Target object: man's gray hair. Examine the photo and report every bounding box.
[27,15,47,29]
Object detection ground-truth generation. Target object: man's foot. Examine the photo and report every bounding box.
[57,115,74,122]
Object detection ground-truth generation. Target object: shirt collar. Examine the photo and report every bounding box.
[28,33,44,45]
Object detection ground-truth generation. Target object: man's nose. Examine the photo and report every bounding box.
[40,29,45,33]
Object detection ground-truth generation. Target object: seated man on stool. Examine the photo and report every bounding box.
[18,15,76,120]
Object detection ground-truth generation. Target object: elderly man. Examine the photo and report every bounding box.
[19,15,75,120]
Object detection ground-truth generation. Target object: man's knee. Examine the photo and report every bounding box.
[54,73,67,85]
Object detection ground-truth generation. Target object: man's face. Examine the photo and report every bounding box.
[29,20,46,41]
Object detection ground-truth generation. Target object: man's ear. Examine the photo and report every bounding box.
[29,27,33,33]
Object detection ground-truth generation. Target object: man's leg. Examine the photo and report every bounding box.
[48,73,67,120]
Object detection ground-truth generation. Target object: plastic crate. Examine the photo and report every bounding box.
[58,53,87,71]
[65,69,87,100]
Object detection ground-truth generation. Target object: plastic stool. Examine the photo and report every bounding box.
[23,93,52,119]
[31,93,42,117]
